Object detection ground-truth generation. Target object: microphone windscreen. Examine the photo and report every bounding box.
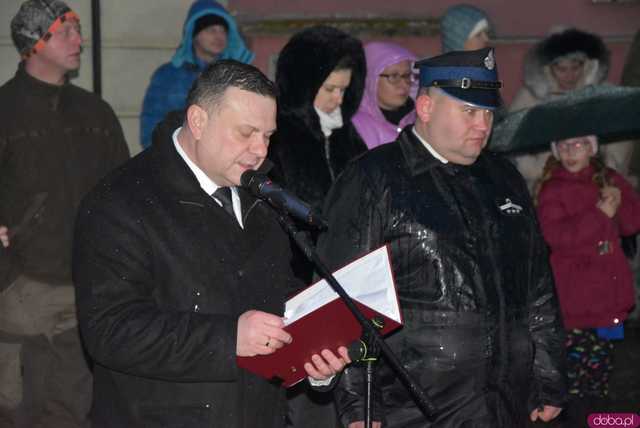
[240,159,274,189]
[240,169,257,188]
[257,158,274,175]
[240,170,268,195]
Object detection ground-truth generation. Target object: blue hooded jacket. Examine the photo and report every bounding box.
[140,0,254,149]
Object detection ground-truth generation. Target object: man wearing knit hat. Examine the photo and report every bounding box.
[0,1,129,427]
[140,0,254,149]
[440,4,493,53]
[318,48,566,427]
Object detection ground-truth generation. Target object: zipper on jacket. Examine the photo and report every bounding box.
[324,137,336,182]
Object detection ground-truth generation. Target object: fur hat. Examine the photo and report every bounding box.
[11,0,77,57]
[441,4,491,53]
[540,29,609,66]
[275,25,366,125]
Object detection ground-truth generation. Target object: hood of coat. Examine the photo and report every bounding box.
[521,28,610,100]
[171,0,254,68]
[354,41,417,126]
[440,4,492,53]
[275,25,366,136]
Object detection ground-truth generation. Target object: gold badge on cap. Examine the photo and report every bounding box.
[484,50,495,70]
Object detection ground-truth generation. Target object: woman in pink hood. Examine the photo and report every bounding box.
[352,41,417,150]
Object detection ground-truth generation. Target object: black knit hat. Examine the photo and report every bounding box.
[193,14,229,37]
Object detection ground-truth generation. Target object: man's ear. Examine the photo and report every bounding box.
[186,104,208,140]
[415,92,433,124]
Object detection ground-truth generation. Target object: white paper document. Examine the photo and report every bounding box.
[283,245,401,326]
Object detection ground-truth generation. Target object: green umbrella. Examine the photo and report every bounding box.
[489,84,640,154]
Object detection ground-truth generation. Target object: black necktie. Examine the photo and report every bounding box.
[213,187,236,220]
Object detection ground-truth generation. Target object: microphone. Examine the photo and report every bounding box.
[240,170,328,229]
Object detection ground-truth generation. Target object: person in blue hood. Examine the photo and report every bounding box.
[139,0,254,149]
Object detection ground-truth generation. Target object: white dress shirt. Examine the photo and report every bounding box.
[412,126,449,164]
[173,127,244,228]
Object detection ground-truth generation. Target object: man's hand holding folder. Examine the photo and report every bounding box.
[237,245,402,387]
[236,309,351,383]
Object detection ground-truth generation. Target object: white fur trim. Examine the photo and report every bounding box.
[468,19,489,40]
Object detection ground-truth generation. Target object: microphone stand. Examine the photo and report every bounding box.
[350,317,384,428]
[274,213,436,425]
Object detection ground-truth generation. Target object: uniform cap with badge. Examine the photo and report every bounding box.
[414,47,502,109]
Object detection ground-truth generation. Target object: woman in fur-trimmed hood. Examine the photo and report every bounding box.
[267,25,367,428]
[268,26,366,214]
[511,28,610,111]
[510,28,612,192]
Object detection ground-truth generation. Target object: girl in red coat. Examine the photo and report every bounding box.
[536,135,640,407]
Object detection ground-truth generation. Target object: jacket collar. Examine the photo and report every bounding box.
[15,63,68,111]
[148,113,265,219]
[398,126,447,176]
[149,114,213,201]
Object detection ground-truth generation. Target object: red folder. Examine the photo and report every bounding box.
[237,245,402,387]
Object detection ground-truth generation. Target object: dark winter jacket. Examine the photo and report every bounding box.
[537,165,640,329]
[139,0,254,149]
[318,128,567,427]
[73,118,299,428]
[268,26,367,287]
[0,65,129,288]
[268,25,367,214]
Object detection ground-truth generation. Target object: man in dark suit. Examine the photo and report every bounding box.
[73,60,348,428]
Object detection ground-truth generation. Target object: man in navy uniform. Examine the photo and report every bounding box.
[318,48,567,427]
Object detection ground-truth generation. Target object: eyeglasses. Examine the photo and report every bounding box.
[555,140,590,154]
[379,72,418,85]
